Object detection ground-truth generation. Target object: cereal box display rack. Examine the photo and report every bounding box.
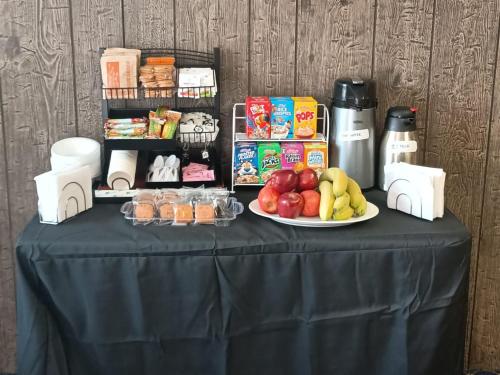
[231,99,329,191]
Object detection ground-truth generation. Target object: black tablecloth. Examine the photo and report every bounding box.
[16,190,471,375]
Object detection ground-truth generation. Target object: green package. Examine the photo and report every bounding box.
[258,143,281,183]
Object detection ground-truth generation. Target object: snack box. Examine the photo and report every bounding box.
[234,142,259,184]
[292,97,317,139]
[258,143,281,183]
[304,142,327,177]
[246,96,271,139]
[281,143,304,170]
[270,97,294,139]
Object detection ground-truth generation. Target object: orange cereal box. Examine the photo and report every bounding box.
[292,97,317,139]
[304,142,328,177]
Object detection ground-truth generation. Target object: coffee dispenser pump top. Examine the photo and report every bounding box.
[329,78,377,189]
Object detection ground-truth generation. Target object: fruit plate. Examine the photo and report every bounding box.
[248,199,379,227]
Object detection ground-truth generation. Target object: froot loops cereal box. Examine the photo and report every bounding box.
[246,96,271,139]
[292,97,317,139]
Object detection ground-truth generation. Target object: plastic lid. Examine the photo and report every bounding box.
[384,106,417,132]
[332,78,377,109]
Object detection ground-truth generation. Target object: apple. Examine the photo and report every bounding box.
[298,168,319,191]
[278,192,304,219]
[258,187,280,214]
[300,190,320,217]
[266,170,299,194]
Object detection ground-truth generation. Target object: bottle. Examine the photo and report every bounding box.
[378,106,418,190]
[329,78,377,189]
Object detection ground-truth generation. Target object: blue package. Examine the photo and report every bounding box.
[234,142,259,184]
[270,97,294,139]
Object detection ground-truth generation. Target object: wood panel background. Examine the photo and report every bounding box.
[0,0,499,372]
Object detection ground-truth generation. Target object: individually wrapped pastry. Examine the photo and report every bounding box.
[133,191,156,224]
[173,200,194,225]
[194,198,215,225]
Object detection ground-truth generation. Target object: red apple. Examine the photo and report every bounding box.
[258,187,280,214]
[266,170,299,194]
[300,190,320,217]
[278,192,304,219]
[298,168,319,191]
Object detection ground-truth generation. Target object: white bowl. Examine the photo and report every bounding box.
[51,137,101,178]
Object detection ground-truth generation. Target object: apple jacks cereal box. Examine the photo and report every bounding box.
[234,143,259,184]
[246,96,271,139]
[270,97,294,139]
[304,142,327,177]
[292,97,317,139]
[281,143,304,170]
[258,143,281,183]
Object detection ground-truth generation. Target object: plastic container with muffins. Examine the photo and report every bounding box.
[120,188,244,226]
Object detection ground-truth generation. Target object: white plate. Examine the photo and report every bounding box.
[248,199,379,227]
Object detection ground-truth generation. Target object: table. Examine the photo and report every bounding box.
[16,190,471,375]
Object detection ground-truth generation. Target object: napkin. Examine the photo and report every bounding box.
[107,150,138,190]
[34,165,92,224]
[384,162,446,221]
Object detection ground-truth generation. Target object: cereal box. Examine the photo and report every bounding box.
[270,97,294,139]
[246,96,271,139]
[304,142,328,177]
[234,143,259,184]
[281,143,304,170]
[258,143,281,183]
[292,97,317,139]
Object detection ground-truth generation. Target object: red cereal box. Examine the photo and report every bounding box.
[246,96,271,139]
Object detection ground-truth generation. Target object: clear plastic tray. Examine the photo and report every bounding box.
[120,188,244,226]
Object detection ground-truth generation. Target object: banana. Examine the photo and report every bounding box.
[353,195,367,217]
[320,168,348,197]
[333,205,354,220]
[333,192,350,213]
[319,181,335,221]
[346,177,361,196]
[350,192,364,209]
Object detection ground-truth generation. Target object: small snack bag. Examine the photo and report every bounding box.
[133,191,156,224]
[173,200,194,225]
[304,142,328,177]
[258,143,281,183]
[194,196,216,225]
[148,111,164,138]
[156,190,178,223]
[281,143,304,170]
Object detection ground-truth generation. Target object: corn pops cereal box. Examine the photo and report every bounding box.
[292,97,317,139]
[258,143,281,183]
[246,96,271,139]
[270,97,294,139]
[304,142,327,177]
[281,143,304,170]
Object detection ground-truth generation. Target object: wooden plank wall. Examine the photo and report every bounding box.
[0,0,499,372]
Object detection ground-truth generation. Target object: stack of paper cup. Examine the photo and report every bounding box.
[107,150,138,190]
[51,137,101,179]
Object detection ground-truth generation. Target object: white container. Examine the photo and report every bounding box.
[107,150,138,190]
[51,137,101,179]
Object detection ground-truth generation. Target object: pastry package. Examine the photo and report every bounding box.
[120,188,243,226]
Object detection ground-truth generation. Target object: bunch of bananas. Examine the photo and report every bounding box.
[318,168,367,221]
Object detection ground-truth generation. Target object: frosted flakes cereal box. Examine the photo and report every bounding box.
[292,97,317,139]
[281,143,304,170]
[270,97,294,139]
[246,96,271,139]
[258,143,281,183]
[234,143,259,184]
[304,142,327,177]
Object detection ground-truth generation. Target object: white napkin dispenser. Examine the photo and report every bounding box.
[384,162,446,221]
[34,165,93,225]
